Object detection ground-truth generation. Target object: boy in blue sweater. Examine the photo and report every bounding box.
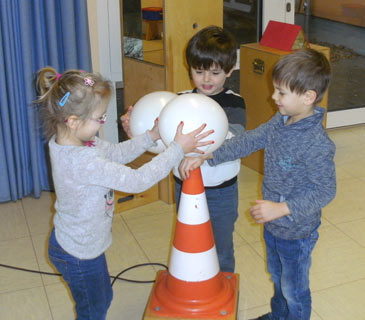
[179,48,336,320]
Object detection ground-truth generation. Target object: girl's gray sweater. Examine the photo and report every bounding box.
[208,107,336,240]
[49,132,184,259]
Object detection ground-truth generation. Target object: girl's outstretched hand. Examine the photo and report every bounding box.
[148,117,161,142]
[173,122,214,154]
[120,106,133,138]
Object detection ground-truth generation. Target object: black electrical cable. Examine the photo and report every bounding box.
[0,262,168,287]
[0,263,61,277]
[110,262,167,287]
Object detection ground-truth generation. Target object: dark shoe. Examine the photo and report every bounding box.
[249,314,271,320]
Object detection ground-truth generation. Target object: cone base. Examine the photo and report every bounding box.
[143,271,239,319]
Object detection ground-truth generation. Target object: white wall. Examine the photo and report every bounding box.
[262,0,295,32]
[87,0,123,143]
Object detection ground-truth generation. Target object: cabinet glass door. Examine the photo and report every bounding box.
[122,0,164,66]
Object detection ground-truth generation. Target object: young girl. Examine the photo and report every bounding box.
[36,67,213,320]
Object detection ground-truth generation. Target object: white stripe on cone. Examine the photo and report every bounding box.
[169,246,220,282]
[178,192,210,225]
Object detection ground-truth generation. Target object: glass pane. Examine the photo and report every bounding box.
[224,0,260,45]
[122,0,164,66]
[295,3,365,112]
[223,0,261,93]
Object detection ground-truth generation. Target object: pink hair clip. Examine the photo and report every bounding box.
[56,73,62,81]
[84,77,94,87]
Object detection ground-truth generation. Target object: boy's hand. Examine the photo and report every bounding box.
[179,156,206,180]
[174,122,214,155]
[120,105,133,138]
[249,200,290,224]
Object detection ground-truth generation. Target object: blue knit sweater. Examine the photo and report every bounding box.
[208,107,336,239]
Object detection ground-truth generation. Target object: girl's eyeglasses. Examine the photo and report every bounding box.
[91,113,107,124]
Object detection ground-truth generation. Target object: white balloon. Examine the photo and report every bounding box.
[159,93,229,156]
[129,91,177,153]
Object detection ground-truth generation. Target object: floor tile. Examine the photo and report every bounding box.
[249,240,266,260]
[44,282,75,320]
[333,144,365,167]
[119,200,174,220]
[106,215,156,276]
[347,124,365,139]
[0,200,29,241]
[238,306,323,320]
[237,166,263,199]
[108,280,153,320]
[0,286,52,320]
[334,165,355,182]
[336,218,365,247]
[312,279,365,320]
[239,305,271,320]
[235,243,273,310]
[324,177,365,224]
[327,127,364,149]
[32,232,62,286]
[311,224,365,291]
[0,237,43,293]
[340,156,365,180]
[236,195,264,244]
[122,208,176,264]
[22,192,55,236]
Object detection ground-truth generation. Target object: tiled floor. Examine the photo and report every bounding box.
[1,124,365,320]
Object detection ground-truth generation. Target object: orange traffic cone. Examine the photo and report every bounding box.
[143,168,239,319]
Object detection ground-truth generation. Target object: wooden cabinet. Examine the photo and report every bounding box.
[311,0,365,28]
[240,43,330,174]
[115,0,223,212]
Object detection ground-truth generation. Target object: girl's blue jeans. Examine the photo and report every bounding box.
[264,227,319,320]
[48,229,113,320]
[175,181,239,273]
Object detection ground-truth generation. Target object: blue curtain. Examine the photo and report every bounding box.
[0,0,92,202]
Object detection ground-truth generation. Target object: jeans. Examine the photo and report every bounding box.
[48,229,113,320]
[264,227,319,320]
[175,181,239,272]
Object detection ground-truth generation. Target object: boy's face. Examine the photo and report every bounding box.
[272,82,315,124]
[191,64,233,96]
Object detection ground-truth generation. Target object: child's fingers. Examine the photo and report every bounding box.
[195,129,214,140]
[196,140,215,148]
[176,123,213,140]
[179,165,189,180]
[176,121,184,134]
[188,123,207,136]
[121,106,133,120]
[182,170,191,180]
[126,105,133,114]
[189,148,204,154]
[178,160,190,179]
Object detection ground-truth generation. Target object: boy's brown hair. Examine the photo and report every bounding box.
[272,48,331,105]
[185,26,237,74]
